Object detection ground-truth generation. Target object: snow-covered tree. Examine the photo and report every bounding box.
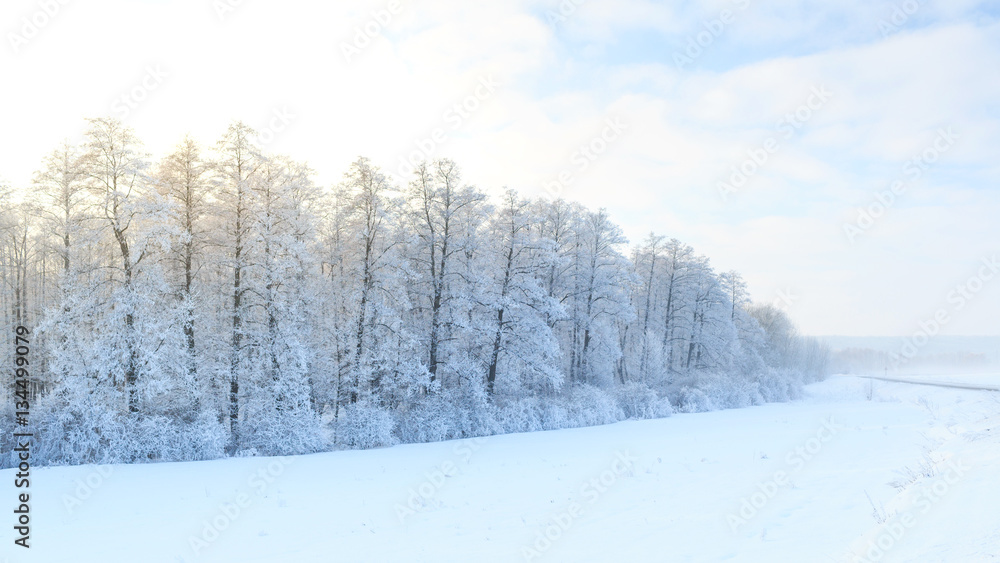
[155,135,213,413]
[1,123,831,468]
[403,159,486,390]
[214,121,260,452]
[80,117,160,414]
[482,189,562,397]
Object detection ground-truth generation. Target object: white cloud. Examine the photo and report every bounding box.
[1,0,997,335]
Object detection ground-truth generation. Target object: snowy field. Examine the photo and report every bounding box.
[5,374,1000,563]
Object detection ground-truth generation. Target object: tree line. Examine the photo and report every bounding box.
[0,118,829,466]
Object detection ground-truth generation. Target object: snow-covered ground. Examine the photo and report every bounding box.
[5,375,1000,563]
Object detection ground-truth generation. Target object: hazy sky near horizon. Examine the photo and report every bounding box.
[2,0,998,337]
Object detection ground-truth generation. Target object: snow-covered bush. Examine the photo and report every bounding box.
[30,390,123,465]
[183,411,230,460]
[395,382,506,443]
[338,400,398,449]
[564,384,624,427]
[696,372,763,409]
[754,368,804,403]
[495,396,544,433]
[671,369,806,413]
[536,399,569,430]
[0,402,26,469]
[116,415,187,462]
[396,394,458,444]
[673,386,717,413]
[138,413,227,462]
[9,390,229,467]
[243,407,325,457]
[444,384,497,439]
[615,382,673,419]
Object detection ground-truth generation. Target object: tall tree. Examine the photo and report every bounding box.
[156,135,212,411]
[32,141,87,275]
[634,233,664,382]
[405,159,485,389]
[569,208,631,385]
[215,121,260,451]
[81,117,152,413]
[483,190,561,396]
[658,239,695,376]
[342,157,393,401]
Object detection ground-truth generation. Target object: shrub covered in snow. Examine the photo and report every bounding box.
[668,368,814,414]
[337,400,398,449]
[698,373,764,409]
[673,386,717,414]
[564,384,625,427]
[495,396,546,433]
[395,394,457,444]
[615,382,673,419]
[754,368,805,403]
[1,390,229,468]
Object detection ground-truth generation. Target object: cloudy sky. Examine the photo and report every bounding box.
[2,0,998,337]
